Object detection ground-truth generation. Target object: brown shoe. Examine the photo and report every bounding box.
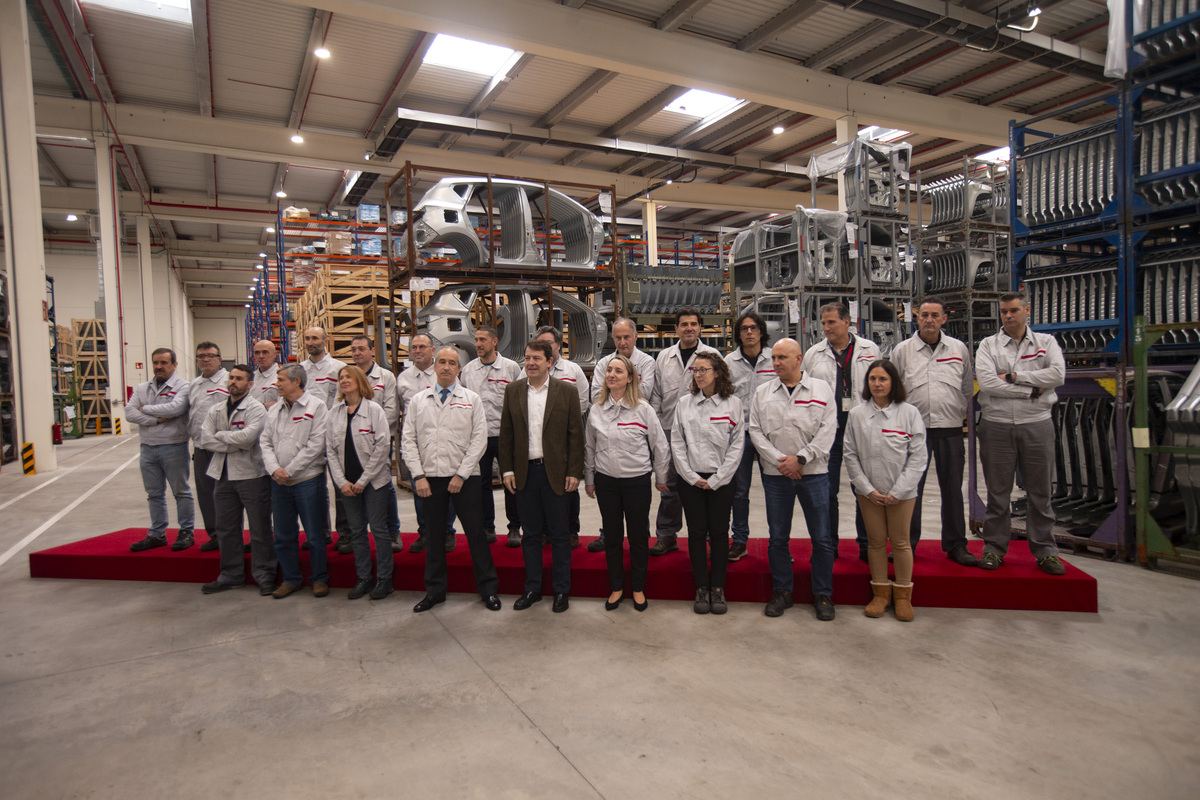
[892,583,914,622]
[570,532,580,549]
[272,582,301,599]
[312,581,330,598]
[864,581,891,618]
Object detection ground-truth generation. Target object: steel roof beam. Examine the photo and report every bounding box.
[657,0,717,31]
[736,0,825,52]
[37,144,69,187]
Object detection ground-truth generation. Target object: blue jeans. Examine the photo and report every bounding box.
[731,432,759,543]
[140,442,194,540]
[272,474,329,586]
[827,421,868,551]
[761,472,834,598]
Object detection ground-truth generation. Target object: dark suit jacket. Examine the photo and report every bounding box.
[499,376,584,495]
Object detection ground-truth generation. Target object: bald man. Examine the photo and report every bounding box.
[251,339,279,408]
[749,338,838,622]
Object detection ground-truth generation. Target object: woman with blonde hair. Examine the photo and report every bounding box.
[326,364,394,600]
[584,354,669,612]
[671,352,744,614]
[843,359,927,621]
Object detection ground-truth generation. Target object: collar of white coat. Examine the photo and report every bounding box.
[201,368,228,385]
[868,400,897,418]
[772,373,814,395]
[1000,326,1035,348]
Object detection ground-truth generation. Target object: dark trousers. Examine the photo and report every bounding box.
[678,476,735,590]
[595,472,652,593]
[334,489,348,541]
[272,474,329,586]
[480,436,520,534]
[343,483,394,583]
[654,429,683,540]
[731,432,759,544]
[911,427,968,552]
[193,448,218,541]
[516,463,571,594]
[214,474,275,587]
[424,476,498,598]
[827,420,868,551]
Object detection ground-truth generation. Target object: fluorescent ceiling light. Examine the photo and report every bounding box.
[66,214,78,222]
[265,226,275,233]
[772,125,785,135]
[423,34,515,77]
[82,0,192,25]
[290,133,304,143]
[858,126,910,143]
[244,304,250,308]
[256,264,264,270]
[976,146,1011,164]
[665,89,741,119]
[314,47,331,59]
[275,190,287,198]
[258,252,267,258]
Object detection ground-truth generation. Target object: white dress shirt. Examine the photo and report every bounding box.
[526,379,550,461]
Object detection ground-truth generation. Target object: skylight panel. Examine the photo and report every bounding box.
[423,34,516,77]
[976,146,1011,164]
[665,89,741,119]
[858,126,910,143]
[82,0,192,25]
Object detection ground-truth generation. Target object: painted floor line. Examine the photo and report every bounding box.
[0,451,140,569]
[0,436,134,513]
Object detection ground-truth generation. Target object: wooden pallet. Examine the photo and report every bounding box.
[72,319,107,355]
[74,357,109,395]
[77,393,113,434]
[53,324,75,363]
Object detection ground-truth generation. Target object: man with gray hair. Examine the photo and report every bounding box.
[187,341,228,552]
[587,317,657,552]
[261,363,331,598]
[125,347,194,552]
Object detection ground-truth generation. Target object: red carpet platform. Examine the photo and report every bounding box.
[29,530,1097,612]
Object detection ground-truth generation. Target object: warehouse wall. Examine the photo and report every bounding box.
[191,306,246,364]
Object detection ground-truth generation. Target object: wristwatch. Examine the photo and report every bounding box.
[1004,372,1015,384]
[797,455,807,465]
[413,474,426,482]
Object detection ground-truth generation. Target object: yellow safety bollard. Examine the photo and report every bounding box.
[21,443,35,475]
[95,418,102,436]
[114,418,122,436]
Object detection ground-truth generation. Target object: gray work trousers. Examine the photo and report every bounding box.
[978,417,1059,560]
[214,474,277,587]
[343,483,394,583]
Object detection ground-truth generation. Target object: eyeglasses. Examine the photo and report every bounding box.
[197,354,221,360]
[738,325,760,333]
[692,367,713,375]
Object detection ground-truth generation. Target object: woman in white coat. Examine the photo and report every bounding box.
[843,359,927,621]
[671,353,744,615]
[326,365,393,600]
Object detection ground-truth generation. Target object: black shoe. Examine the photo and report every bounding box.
[445,532,456,553]
[129,535,167,552]
[553,593,570,613]
[483,594,502,611]
[348,579,372,600]
[301,541,311,551]
[605,594,622,611]
[814,594,836,621]
[199,539,219,552]
[570,533,580,549]
[171,533,194,552]
[588,534,606,553]
[413,594,445,612]
[980,552,1003,570]
[947,545,979,567]
[728,541,748,561]
[336,539,353,555]
[201,580,236,594]
[369,580,393,600]
[390,540,403,553]
[649,538,678,556]
[694,587,711,615]
[764,589,793,617]
[633,595,648,612]
[486,530,498,544]
[513,591,542,610]
[1037,555,1067,576]
[506,530,522,548]
[409,534,427,554]
[709,587,727,615]
[258,582,276,597]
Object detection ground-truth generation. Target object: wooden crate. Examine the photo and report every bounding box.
[53,324,75,363]
[72,319,107,355]
[78,393,113,434]
[74,357,109,395]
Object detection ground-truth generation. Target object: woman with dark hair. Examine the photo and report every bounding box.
[671,353,745,614]
[843,359,927,621]
[584,354,669,612]
[326,365,394,600]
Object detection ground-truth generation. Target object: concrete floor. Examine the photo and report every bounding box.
[1,434,1198,799]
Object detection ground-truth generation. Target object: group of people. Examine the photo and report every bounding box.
[125,289,1067,621]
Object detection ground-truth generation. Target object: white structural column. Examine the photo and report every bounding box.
[835,114,858,213]
[135,215,154,386]
[93,133,127,424]
[639,199,658,267]
[0,0,56,471]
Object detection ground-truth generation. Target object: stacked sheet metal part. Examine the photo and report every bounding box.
[1139,246,1200,343]
[943,297,999,351]
[808,139,911,216]
[729,209,851,294]
[857,220,910,291]
[1024,260,1120,354]
[1165,360,1200,541]
[1136,96,1200,206]
[924,176,1008,227]
[1018,122,1118,228]
[859,297,905,357]
[920,245,1009,294]
[625,265,724,316]
[1141,0,1200,60]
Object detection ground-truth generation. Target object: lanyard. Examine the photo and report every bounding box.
[837,340,855,396]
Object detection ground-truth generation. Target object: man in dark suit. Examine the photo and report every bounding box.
[500,339,585,612]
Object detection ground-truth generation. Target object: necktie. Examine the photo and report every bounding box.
[439,387,450,404]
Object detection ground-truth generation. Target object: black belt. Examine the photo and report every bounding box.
[529,458,545,465]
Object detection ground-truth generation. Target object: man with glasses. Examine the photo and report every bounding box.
[396,333,457,553]
[186,342,228,552]
[725,310,775,562]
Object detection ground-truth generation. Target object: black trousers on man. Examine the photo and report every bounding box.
[423,476,497,599]
[910,427,968,552]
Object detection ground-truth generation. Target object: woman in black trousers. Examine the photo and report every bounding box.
[671,353,745,614]
[584,355,669,611]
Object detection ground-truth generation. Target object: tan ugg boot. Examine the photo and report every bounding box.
[892,583,914,622]
[864,581,891,618]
